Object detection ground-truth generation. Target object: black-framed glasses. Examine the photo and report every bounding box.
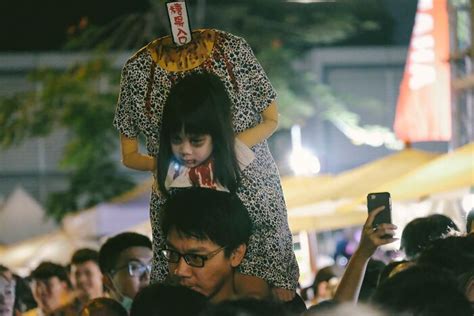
[160,246,226,268]
[112,260,151,277]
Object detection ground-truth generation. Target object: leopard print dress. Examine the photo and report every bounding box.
[113,29,299,290]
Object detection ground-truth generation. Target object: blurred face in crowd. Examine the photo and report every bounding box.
[0,271,16,316]
[166,227,246,303]
[31,276,70,313]
[71,260,103,302]
[105,246,152,300]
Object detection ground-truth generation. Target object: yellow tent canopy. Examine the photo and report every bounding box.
[336,142,474,211]
[372,142,474,201]
[0,229,98,275]
[287,149,440,232]
[287,149,439,208]
[281,175,334,209]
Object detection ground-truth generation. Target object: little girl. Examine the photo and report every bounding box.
[157,72,297,300]
[156,73,241,195]
[114,30,299,300]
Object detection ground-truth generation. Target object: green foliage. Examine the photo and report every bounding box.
[0,54,135,221]
[64,0,394,128]
[0,1,397,220]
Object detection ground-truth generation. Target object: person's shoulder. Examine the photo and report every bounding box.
[22,308,39,316]
[124,39,161,67]
[50,299,83,316]
[214,29,248,47]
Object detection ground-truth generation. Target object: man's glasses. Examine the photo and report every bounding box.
[160,246,226,268]
[113,261,151,277]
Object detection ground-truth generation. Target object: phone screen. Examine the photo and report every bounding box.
[367,192,392,228]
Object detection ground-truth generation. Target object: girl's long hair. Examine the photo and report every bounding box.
[157,72,240,194]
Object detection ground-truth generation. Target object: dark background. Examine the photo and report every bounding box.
[0,0,417,51]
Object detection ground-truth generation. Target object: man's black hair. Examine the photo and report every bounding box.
[372,264,472,316]
[71,248,99,265]
[201,297,293,316]
[416,235,474,294]
[98,232,152,274]
[130,284,208,316]
[161,188,252,257]
[30,261,72,288]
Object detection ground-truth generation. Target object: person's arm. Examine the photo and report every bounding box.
[334,206,397,303]
[120,134,156,171]
[236,101,279,148]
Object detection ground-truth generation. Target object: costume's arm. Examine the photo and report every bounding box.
[334,207,397,303]
[120,134,156,171]
[236,101,279,148]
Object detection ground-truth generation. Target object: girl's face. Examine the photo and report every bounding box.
[170,131,213,168]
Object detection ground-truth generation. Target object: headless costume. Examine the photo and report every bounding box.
[113,29,299,290]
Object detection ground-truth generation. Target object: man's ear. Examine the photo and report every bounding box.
[230,244,246,268]
[102,274,114,293]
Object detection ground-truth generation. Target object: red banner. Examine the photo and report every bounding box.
[394,0,451,142]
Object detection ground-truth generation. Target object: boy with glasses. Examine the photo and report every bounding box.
[98,232,152,312]
[160,188,253,303]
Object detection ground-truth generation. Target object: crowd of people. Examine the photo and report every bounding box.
[0,188,473,316]
[0,9,472,313]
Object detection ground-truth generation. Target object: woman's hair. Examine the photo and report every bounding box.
[400,214,459,259]
[157,72,239,194]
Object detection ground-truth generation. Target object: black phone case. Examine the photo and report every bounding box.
[367,192,392,227]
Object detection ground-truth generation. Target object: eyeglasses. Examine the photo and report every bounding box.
[160,246,226,268]
[112,261,152,277]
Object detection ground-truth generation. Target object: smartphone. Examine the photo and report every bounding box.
[367,192,392,228]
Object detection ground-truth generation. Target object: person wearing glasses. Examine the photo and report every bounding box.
[159,188,253,304]
[98,232,153,312]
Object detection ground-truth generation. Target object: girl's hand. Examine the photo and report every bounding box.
[357,206,398,259]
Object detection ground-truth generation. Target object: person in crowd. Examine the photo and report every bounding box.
[357,259,386,302]
[79,298,127,316]
[98,232,152,313]
[160,188,252,304]
[115,37,299,302]
[400,214,459,260]
[0,265,18,316]
[331,206,397,304]
[130,284,208,316]
[416,235,474,311]
[159,188,307,313]
[201,297,291,316]
[23,262,79,316]
[377,259,413,285]
[371,264,472,316]
[304,302,385,316]
[301,266,340,305]
[466,210,474,235]
[70,249,103,308]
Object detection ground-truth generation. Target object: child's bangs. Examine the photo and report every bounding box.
[169,105,215,136]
